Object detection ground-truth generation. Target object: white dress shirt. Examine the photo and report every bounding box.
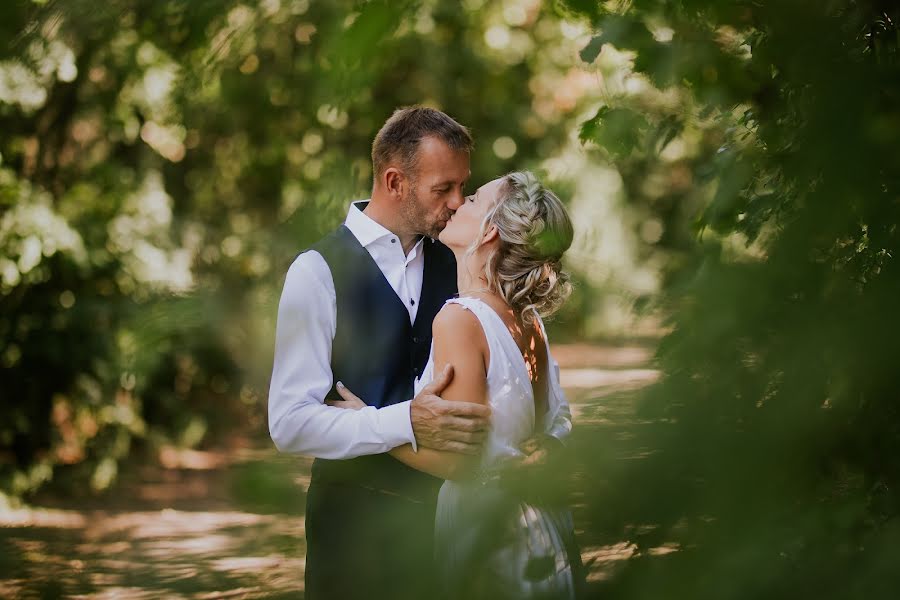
[268,201,426,459]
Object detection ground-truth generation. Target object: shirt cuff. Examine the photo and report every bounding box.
[378,400,417,452]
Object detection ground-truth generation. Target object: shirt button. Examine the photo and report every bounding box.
[410,298,415,306]
[391,238,396,243]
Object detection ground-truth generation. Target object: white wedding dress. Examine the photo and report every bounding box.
[414,297,580,599]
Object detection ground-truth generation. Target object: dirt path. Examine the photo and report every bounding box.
[0,343,659,599]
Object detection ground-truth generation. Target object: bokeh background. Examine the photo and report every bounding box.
[2,0,899,597]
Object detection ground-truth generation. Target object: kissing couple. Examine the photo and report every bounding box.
[269,107,583,599]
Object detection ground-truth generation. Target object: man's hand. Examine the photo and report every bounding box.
[411,365,491,454]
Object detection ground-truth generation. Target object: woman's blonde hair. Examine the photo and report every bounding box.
[469,171,574,320]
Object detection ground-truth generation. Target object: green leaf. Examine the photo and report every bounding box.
[580,34,605,63]
[701,154,753,233]
[580,15,659,64]
[580,105,650,158]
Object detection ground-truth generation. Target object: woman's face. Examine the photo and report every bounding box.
[438,177,505,250]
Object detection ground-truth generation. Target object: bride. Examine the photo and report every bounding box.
[334,171,581,599]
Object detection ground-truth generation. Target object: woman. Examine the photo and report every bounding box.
[335,171,580,599]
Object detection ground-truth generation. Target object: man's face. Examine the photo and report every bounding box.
[400,136,470,239]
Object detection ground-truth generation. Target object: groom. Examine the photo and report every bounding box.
[268,107,570,599]
[269,107,486,599]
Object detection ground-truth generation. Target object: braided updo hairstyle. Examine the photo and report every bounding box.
[471,171,574,320]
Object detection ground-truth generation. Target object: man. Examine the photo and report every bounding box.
[268,107,570,599]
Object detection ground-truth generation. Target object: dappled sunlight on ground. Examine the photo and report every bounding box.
[553,342,660,426]
[1,503,307,598]
[561,367,660,390]
[552,343,655,370]
[582,541,639,581]
[1,342,664,598]
[0,506,87,529]
[1,456,310,598]
[581,541,681,583]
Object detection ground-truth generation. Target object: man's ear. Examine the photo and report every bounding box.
[383,167,404,199]
[482,225,500,245]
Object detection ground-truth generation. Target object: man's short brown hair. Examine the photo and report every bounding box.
[372,107,473,182]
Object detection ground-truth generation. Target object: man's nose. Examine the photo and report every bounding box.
[449,190,465,211]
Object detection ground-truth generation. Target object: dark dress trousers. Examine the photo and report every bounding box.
[302,224,458,600]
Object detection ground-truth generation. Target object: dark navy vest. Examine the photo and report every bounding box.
[307,223,458,500]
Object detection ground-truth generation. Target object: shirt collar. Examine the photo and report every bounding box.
[345,200,393,248]
[345,200,426,254]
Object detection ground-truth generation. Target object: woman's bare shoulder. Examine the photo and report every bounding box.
[434,302,492,359]
[433,301,482,339]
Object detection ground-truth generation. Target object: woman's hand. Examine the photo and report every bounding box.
[498,434,566,504]
[517,434,556,467]
[326,381,367,410]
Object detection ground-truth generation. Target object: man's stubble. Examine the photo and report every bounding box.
[400,184,448,240]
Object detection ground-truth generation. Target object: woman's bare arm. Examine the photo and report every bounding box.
[389,304,489,480]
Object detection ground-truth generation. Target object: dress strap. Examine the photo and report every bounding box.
[443,297,509,341]
[444,296,487,314]
[444,297,536,385]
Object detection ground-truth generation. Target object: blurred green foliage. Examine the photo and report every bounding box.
[4,0,900,595]
[0,0,592,501]
[566,0,900,597]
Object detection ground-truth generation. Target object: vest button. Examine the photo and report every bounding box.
[412,336,420,344]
